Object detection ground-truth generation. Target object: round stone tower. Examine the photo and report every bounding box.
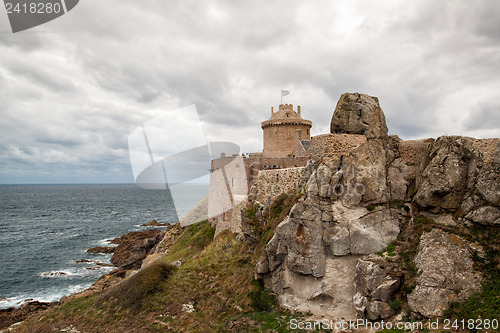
[261,104,312,158]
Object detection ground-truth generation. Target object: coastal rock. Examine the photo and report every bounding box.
[110,229,163,270]
[87,246,115,254]
[151,222,183,254]
[141,219,171,227]
[407,229,482,318]
[330,93,388,139]
[41,271,68,277]
[0,301,55,330]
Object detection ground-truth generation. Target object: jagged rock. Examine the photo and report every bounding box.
[475,167,500,206]
[0,301,55,331]
[341,139,390,207]
[408,229,482,318]
[87,246,115,254]
[330,93,388,139]
[260,213,326,278]
[141,219,171,227]
[298,159,319,190]
[150,222,183,254]
[110,229,163,270]
[323,203,400,255]
[353,255,400,319]
[465,206,500,226]
[414,136,480,212]
[388,158,409,201]
[366,301,395,320]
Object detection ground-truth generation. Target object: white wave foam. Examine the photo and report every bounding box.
[96,238,118,247]
[39,270,77,278]
[0,283,92,309]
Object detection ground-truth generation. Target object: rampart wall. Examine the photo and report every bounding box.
[303,133,366,159]
[253,167,305,203]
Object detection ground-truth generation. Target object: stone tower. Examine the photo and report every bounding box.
[261,104,312,158]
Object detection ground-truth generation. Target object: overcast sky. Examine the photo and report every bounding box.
[0,0,499,184]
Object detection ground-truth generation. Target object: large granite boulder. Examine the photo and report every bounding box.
[330,93,388,139]
[408,229,482,318]
[414,136,480,212]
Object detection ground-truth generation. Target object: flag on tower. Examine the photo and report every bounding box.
[281,90,290,97]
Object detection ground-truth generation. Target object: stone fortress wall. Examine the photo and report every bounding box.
[253,167,305,203]
[303,133,367,159]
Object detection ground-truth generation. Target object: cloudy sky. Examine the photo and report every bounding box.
[0,0,499,184]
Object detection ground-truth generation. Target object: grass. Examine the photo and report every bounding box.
[249,279,276,312]
[98,262,177,311]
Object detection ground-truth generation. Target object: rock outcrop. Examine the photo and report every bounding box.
[0,301,55,330]
[251,93,498,321]
[256,94,407,318]
[414,136,480,212]
[413,135,500,226]
[408,229,483,318]
[110,229,163,270]
[353,255,400,320]
[330,92,388,139]
[87,246,115,254]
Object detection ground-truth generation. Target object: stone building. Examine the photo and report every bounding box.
[208,104,313,231]
[261,104,312,158]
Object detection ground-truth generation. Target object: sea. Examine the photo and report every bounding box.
[0,183,208,309]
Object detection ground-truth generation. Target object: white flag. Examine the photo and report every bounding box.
[281,90,290,97]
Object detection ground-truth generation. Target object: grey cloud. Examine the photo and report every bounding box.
[0,34,46,52]
[1,0,499,183]
[6,60,76,93]
[465,102,500,131]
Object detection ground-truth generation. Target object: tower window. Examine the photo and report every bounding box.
[307,129,309,135]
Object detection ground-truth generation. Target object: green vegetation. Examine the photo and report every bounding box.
[17,195,307,332]
[98,262,177,311]
[389,299,402,311]
[367,204,377,211]
[249,279,276,312]
[377,241,397,257]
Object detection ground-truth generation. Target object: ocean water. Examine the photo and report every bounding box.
[0,183,208,309]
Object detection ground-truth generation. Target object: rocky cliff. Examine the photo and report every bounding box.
[251,92,499,321]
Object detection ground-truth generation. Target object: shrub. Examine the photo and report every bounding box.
[99,262,177,311]
[367,204,376,211]
[389,299,402,311]
[249,279,276,312]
